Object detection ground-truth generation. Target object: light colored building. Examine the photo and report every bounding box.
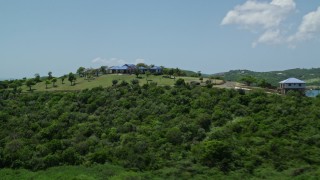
[279,78,306,94]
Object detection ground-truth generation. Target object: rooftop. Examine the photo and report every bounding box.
[279,78,306,84]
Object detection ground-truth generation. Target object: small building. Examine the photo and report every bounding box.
[279,78,306,94]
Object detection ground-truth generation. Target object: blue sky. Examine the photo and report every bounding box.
[0,0,320,79]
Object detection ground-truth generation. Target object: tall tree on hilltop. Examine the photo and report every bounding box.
[68,73,76,86]
[77,67,85,77]
[134,69,140,78]
[26,79,35,91]
[48,71,52,80]
[240,75,256,86]
[34,73,41,82]
[100,66,107,75]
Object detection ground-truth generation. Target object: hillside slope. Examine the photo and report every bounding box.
[1,84,320,178]
[223,68,320,86]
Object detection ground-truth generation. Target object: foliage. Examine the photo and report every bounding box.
[45,80,50,89]
[77,67,86,77]
[34,73,41,83]
[51,78,57,87]
[240,75,256,86]
[25,79,35,91]
[68,72,76,86]
[1,82,320,178]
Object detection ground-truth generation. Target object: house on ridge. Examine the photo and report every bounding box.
[150,66,162,74]
[279,78,306,95]
[108,64,136,74]
[108,64,163,74]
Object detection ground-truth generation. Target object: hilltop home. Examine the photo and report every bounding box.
[108,64,136,74]
[108,64,163,74]
[279,78,306,94]
[150,66,162,74]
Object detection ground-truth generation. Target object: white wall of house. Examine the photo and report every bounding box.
[280,83,306,89]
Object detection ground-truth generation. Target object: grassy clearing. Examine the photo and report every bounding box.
[21,74,223,92]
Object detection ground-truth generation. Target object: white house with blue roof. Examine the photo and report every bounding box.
[108,64,163,74]
[108,64,136,74]
[279,78,306,94]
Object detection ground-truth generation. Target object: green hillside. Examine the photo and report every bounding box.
[1,83,320,179]
[223,68,320,86]
[18,74,221,92]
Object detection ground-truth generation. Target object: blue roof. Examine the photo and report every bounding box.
[150,66,162,70]
[279,78,305,84]
[110,66,128,70]
[124,64,136,67]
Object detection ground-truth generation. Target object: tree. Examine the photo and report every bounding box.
[169,68,174,78]
[175,78,185,86]
[162,68,169,76]
[34,73,41,82]
[197,71,202,77]
[199,77,203,83]
[240,76,256,86]
[26,79,35,91]
[95,69,99,77]
[52,78,57,87]
[45,80,50,89]
[61,75,66,84]
[257,79,273,88]
[9,81,21,92]
[77,67,86,77]
[175,68,181,76]
[131,79,139,85]
[68,73,76,86]
[145,71,151,82]
[193,140,233,171]
[134,69,140,78]
[100,66,107,75]
[136,63,148,68]
[112,79,118,86]
[173,73,178,80]
[48,71,53,80]
[205,79,213,88]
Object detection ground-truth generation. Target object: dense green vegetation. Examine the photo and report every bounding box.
[1,81,320,179]
[223,68,320,86]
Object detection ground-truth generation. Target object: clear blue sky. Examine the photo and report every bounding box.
[1,0,320,79]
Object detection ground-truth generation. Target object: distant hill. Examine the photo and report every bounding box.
[222,68,320,86]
